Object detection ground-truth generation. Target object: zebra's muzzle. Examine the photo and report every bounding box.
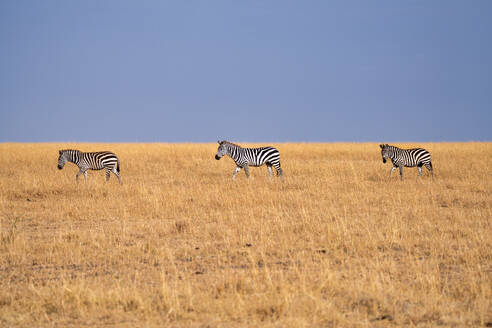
[215,155,221,160]
[382,158,386,163]
[58,165,62,170]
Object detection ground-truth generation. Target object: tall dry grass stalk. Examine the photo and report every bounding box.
[0,143,491,327]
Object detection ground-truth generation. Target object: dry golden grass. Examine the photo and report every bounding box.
[0,142,491,327]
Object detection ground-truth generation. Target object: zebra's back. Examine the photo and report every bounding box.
[396,147,431,167]
[404,148,430,167]
[244,146,280,167]
[82,151,119,170]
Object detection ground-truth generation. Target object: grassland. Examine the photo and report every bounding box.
[0,142,491,327]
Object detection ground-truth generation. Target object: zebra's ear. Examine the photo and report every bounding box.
[379,144,383,149]
[218,140,221,144]
[59,150,62,154]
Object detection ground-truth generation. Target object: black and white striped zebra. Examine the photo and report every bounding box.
[215,140,282,179]
[58,149,121,184]
[380,144,433,179]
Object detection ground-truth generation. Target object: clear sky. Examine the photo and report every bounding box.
[1,1,491,142]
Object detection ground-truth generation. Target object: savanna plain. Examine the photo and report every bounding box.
[0,143,491,327]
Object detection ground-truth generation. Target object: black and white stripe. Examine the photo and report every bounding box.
[58,149,121,184]
[380,144,433,179]
[215,140,282,179]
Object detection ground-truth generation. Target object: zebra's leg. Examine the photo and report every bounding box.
[112,168,122,184]
[83,170,88,180]
[105,169,111,181]
[244,165,250,178]
[275,164,282,177]
[76,169,84,182]
[389,166,397,178]
[232,166,242,180]
[266,163,273,178]
[426,162,434,178]
[399,166,403,180]
[418,165,423,177]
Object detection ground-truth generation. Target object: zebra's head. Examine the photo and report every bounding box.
[380,144,391,163]
[215,140,228,160]
[58,150,68,170]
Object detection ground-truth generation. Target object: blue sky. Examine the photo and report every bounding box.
[1,1,491,142]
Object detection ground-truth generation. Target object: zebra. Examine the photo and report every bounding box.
[380,144,433,180]
[58,149,121,184]
[215,140,282,179]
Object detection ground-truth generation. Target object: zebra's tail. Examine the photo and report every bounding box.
[117,160,120,173]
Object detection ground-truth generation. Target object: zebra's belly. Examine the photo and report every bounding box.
[395,162,417,168]
[87,165,108,170]
[236,160,263,167]
[238,164,263,168]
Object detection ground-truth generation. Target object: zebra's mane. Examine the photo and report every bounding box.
[60,149,82,154]
[382,144,399,150]
[222,141,242,148]
[390,145,425,151]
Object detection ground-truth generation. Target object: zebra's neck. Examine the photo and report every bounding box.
[226,143,243,162]
[387,146,401,159]
[66,150,82,164]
